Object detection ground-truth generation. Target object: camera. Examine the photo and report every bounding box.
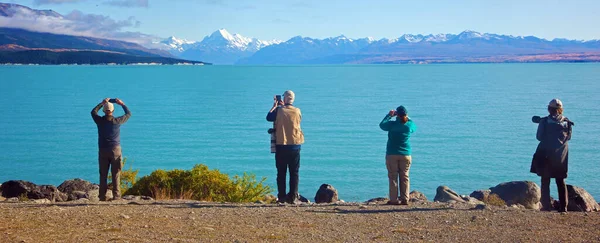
[276,95,282,102]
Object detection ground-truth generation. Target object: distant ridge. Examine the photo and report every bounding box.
[237,30,600,64]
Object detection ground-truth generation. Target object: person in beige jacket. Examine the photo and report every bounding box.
[266,90,304,204]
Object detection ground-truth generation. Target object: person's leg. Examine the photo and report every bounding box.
[110,146,123,199]
[98,150,110,201]
[556,178,568,212]
[540,177,551,211]
[398,155,412,204]
[288,149,301,202]
[275,150,287,202]
[386,155,400,204]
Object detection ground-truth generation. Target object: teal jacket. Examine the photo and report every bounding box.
[379,114,416,155]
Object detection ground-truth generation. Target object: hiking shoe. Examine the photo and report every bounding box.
[385,201,401,205]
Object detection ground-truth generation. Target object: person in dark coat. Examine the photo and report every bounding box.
[532,98,572,212]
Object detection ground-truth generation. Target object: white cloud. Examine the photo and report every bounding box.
[0,5,160,46]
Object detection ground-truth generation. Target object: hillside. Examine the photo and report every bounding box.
[0,28,208,65]
[0,28,169,57]
[0,49,206,65]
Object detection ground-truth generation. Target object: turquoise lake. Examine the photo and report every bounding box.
[1,64,599,201]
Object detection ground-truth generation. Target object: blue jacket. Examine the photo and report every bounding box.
[379,114,416,155]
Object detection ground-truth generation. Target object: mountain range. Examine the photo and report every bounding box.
[1,2,600,65]
[162,30,600,64]
[158,29,282,64]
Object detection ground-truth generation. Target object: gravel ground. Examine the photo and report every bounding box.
[1,200,600,242]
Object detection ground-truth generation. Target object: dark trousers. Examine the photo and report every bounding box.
[275,149,300,201]
[541,177,568,211]
[99,146,122,201]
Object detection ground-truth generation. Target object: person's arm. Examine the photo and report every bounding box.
[266,108,277,122]
[266,96,282,122]
[114,98,131,124]
[379,111,395,131]
[91,98,109,122]
[409,119,416,133]
[565,118,573,141]
[536,118,546,141]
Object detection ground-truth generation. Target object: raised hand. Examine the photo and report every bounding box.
[388,110,396,117]
[273,96,282,107]
[103,98,110,104]
[115,98,125,106]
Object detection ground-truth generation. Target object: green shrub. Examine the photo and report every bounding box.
[126,164,272,203]
[107,158,139,193]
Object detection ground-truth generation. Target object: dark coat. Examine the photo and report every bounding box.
[530,115,572,178]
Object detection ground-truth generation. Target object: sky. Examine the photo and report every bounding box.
[4,0,600,42]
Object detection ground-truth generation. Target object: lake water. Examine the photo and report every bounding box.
[1,64,599,202]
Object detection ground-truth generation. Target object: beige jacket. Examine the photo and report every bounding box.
[275,105,304,145]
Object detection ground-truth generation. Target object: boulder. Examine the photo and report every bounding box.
[36,185,67,202]
[461,196,485,205]
[566,185,600,212]
[489,181,540,210]
[434,186,466,203]
[86,185,102,202]
[1,180,38,198]
[0,181,66,202]
[470,190,491,201]
[314,184,339,203]
[72,191,88,200]
[6,197,19,202]
[409,191,428,202]
[57,179,95,201]
[365,197,387,204]
[33,199,52,204]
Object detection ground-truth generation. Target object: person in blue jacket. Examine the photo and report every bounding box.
[379,106,416,205]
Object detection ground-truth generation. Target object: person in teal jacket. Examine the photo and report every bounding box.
[379,105,416,205]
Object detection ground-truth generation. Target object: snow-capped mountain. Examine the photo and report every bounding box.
[237,35,375,64]
[159,29,282,64]
[239,30,600,64]
[160,36,197,54]
[198,29,281,52]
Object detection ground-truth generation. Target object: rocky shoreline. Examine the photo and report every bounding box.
[2,179,599,212]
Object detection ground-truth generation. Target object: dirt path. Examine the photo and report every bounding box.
[1,200,599,242]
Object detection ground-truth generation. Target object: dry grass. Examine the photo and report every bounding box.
[150,186,194,200]
[483,193,506,206]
